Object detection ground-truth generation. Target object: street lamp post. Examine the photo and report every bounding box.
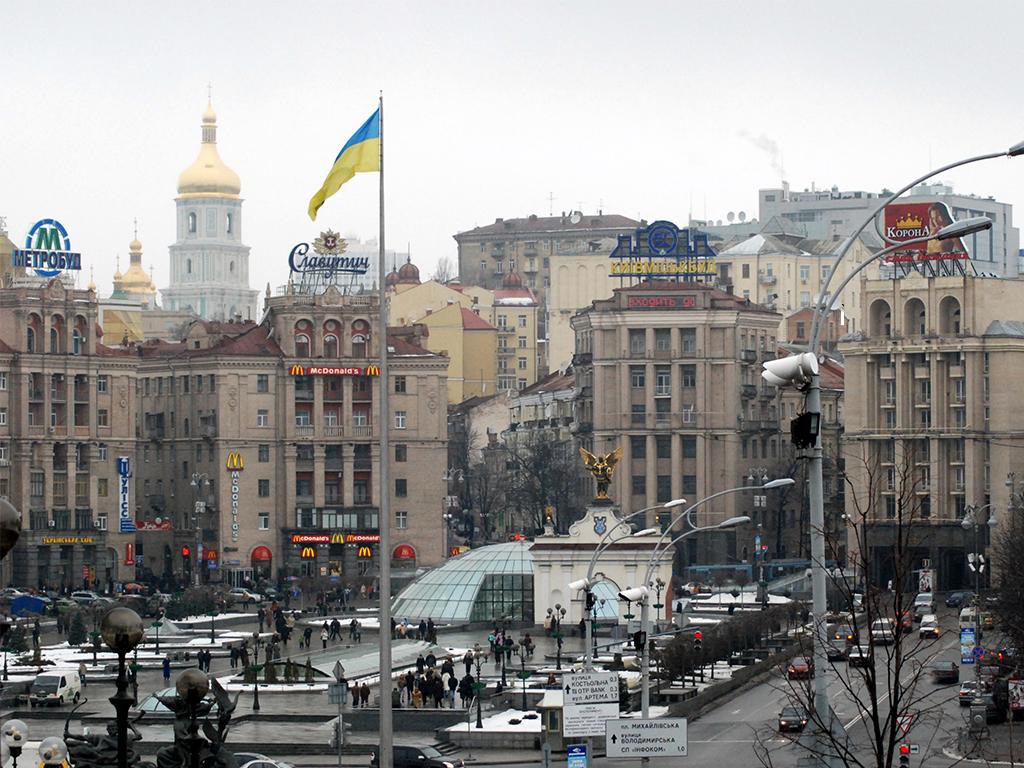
[515,640,529,711]
[765,146,1018,763]
[473,647,485,729]
[190,473,210,587]
[630,514,753,721]
[100,607,144,768]
[250,631,262,711]
[333,660,346,768]
[962,502,996,675]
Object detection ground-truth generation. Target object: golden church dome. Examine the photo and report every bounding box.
[177,100,241,197]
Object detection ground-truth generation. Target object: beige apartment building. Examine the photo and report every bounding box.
[571,281,782,566]
[454,212,639,375]
[134,287,449,584]
[0,280,139,589]
[839,273,1024,590]
[713,231,877,340]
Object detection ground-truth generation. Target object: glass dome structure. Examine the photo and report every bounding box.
[391,541,534,623]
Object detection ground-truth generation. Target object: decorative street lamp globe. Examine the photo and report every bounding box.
[177,668,211,703]
[100,608,144,653]
[0,498,21,561]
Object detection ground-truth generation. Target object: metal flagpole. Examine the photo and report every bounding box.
[376,90,394,768]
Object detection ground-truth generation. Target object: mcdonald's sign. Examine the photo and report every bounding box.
[290,364,306,376]
[300,546,317,559]
[364,364,380,377]
[330,533,345,544]
[290,364,380,377]
[357,545,374,558]
[226,452,245,471]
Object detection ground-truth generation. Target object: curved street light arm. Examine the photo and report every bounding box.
[582,502,682,584]
[810,150,1007,353]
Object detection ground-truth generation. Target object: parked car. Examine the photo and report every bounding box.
[0,588,28,600]
[946,591,970,608]
[847,645,873,668]
[370,746,463,768]
[71,590,108,606]
[778,706,809,732]
[787,657,814,680]
[919,615,941,639]
[930,661,960,684]
[960,681,980,706]
[226,588,262,606]
[233,754,294,768]
[29,670,82,707]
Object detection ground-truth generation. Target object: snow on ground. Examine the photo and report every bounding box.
[218,681,329,693]
[176,612,254,623]
[446,708,542,733]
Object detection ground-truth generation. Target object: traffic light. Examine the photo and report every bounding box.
[693,630,703,651]
[632,631,647,652]
[585,591,596,611]
[898,744,910,768]
[181,546,191,558]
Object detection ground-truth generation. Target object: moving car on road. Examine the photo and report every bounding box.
[919,615,941,639]
[946,591,970,608]
[370,747,463,768]
[226,587,263,607]
[778,706,809,732]
[960,680,980,706]
[787,657,814,680]
[913,593,935,621]
[847,645,873,668]
[930,661,959,684]
[870,618,895,645]
[29,671,82,707]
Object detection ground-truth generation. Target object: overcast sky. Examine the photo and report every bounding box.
[4,1,1024,302]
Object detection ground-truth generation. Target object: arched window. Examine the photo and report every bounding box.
[869,299,892,338]
[188,212,197,233]
[904,298,927,336]
[26,327,35,353]
[226,212,233,234]
[187,258,192,275]
[294,334,311,357]
[72,330,82,355]
[323,334,339,358]
[939,296,962,335]
[49,328,59,354]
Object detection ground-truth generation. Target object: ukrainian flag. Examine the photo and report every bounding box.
[308,107,380,220]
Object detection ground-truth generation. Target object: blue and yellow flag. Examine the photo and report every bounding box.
[308,108,380,220]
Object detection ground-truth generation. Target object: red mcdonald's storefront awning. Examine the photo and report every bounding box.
[393,544,416,560]
[251,546,273,562]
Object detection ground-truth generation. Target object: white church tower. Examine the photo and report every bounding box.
[162,100,259,321]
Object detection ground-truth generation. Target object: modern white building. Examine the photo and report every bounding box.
[161,101,259,321]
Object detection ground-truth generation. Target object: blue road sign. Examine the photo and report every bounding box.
[567,743,588,768]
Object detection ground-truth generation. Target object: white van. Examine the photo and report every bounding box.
[29,670,82,707]
[870,618,895,645]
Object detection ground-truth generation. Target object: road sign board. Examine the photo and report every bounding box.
[973,646,985,659]
[327,682,346,705]
[606,718,688,758]
[897,713,916,736]
[567,744,588,768]
[563,702,619,737]
[564,671,619,706]
[909,745,920,755]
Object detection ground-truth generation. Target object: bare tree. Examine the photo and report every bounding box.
[431,256,456,284]
[504,431,586,534]
[754,439,963,768]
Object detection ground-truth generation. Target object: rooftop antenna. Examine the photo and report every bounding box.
[133,217,138,240]
[547,192,556,216]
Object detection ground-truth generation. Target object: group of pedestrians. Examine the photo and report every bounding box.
[390,616,437,643]
[317,618,362,649]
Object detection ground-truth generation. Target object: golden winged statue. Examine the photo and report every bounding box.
[579,446,623,501]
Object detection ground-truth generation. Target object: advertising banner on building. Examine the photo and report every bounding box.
[883,202,969,275]
[118,457,135,533]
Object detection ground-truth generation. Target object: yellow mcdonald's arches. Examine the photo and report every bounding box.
[330,533,345,544]
[226,451,245,471]
[365,364,380,376]
[301,546,316,559]
[290,364,306,376]
[357,546,373,558]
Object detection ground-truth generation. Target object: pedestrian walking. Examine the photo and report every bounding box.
[321,627,329,650]
[79,661,87,688]
[162,654,171,684]
[303,626,313,649]
[463,650,473,676]
[351,683,359,708]
[359,682,370,707]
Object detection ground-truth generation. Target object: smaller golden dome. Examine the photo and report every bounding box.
[129,238,142,254]
[202,101,217,124]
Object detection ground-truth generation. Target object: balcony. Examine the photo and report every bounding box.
[354,457,372,470]
[913,365,930,379]
[28,390,43,401]
[759,386,776,399]
[758,273,777,285]
[295,388,314,402]
[572,352,592,366]
[294,425,315,438]
[653,348,673,360]
[741,385,758,399]
[628,348,648,359]
[740,349,758,363]
[570,422,593,435]
[879,367,895,380]
[148,427,165,441]
[325,458,343,471]
[949,364,965,378]
[50,390,66,403]
[739,418,777,432]
[323,425,343,438]
[201,424,217,440]
[352,425,372,438]
[654,386,671,397]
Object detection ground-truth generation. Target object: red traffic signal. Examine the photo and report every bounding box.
[694,631,702,640]
[181,546,191,557]
[899,745,910,755]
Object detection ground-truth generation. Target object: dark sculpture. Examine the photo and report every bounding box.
[154,677,240,768]
[64,700,152,768]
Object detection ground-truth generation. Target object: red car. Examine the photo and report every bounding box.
[898,611,913,630]
[787,657,814,680]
